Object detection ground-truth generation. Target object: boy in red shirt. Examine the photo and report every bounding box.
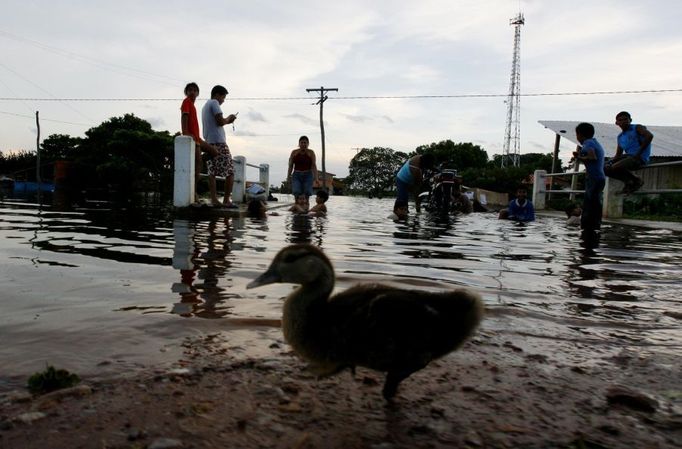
[180,82,218,202]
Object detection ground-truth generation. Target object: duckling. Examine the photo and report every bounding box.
[247,244,484,399]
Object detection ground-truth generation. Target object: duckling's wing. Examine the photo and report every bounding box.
[327,285,482,371]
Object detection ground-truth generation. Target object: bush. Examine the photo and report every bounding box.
[27,365,80,395]
[623,194,682,221]
[547,197,579,213]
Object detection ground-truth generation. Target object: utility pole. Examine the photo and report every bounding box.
[35,111,41,203]
[306,86,338,192]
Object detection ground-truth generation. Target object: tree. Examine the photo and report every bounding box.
[413,140,488,169]
[40,134,83,162]
[0,150,37,181]
[76,114,174,192]
[488,152,553,171]
[1,114,172,196]
[346,147,408,197]
[461,165,529,194]
[466,152,554,194]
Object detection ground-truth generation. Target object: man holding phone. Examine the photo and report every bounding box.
[202,85,239,207]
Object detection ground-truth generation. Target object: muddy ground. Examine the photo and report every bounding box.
[1,326,680,449]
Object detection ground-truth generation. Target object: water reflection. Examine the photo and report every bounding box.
[171,217,238,318]
[285,214,326,246]
[392,213,456,245]
[2,196,682,386]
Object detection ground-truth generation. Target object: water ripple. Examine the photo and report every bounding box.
[1,196,681,384]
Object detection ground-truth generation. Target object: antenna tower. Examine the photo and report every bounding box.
[502,12,524,168]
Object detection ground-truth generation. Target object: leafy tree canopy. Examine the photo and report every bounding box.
[40,134,83,162]
[465,152,555,194]
[77,114,173,190]
[488,152,554,171]
[413,140,488,169]
[346,147,408,197]
[0,114,173,193]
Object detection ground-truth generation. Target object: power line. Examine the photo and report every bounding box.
[0,62,92,121]
[1,88,681,102]
[332,88,682,99]
[306,87,339,193]
[0,29,182,86]
[0,97,313,101]
[0,110,321,136]
[0,110,91,126]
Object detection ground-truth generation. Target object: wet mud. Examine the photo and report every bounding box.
[1,328,680,449]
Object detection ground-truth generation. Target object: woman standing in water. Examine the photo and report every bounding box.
[287,136,319,200]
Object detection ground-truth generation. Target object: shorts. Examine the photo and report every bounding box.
[206,143,234,177]
[292,170,313,197]
[606,154,644,171]
[396,177,410,203]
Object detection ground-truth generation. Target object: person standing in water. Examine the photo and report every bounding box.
[573,122,606,231]
[395,153,435,214]
[287,136,319,201]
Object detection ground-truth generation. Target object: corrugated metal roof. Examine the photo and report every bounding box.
[539,120,682,157]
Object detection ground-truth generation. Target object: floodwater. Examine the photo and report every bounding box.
[1,195,681,390]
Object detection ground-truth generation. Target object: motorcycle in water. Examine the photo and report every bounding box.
[418,168,462,215]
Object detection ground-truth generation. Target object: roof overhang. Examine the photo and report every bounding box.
[539,120,682,157]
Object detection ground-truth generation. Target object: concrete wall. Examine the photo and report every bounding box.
[535,162,682,218]
[470,188,508,208]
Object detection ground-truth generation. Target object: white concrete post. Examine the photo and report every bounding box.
[173,136,195,207]
[532,169,546,210]
[232,156,246,203]
[603,177,624,218]
[259,163,270,198]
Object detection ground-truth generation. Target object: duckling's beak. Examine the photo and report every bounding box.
[246,268,281,289]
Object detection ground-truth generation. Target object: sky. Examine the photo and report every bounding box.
[1,0,681,186]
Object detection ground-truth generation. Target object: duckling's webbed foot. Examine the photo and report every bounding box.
[382,366,421,399]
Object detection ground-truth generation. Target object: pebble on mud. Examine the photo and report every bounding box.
[16,412,47,424]
[148,437,183,449]
[606,386,659,413]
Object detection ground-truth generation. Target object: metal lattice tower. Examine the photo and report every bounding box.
[502,13,524,168]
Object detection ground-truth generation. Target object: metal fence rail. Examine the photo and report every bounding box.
[532,159,682,217]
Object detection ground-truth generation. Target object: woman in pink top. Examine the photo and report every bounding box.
[287,136,319,198]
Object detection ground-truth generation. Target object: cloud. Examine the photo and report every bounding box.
[342,114,373,123]
[234,130,259,137]
[144,116,166,130]
[247,110,267,122]
[2,0,681,185]
[284,114,319,126]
